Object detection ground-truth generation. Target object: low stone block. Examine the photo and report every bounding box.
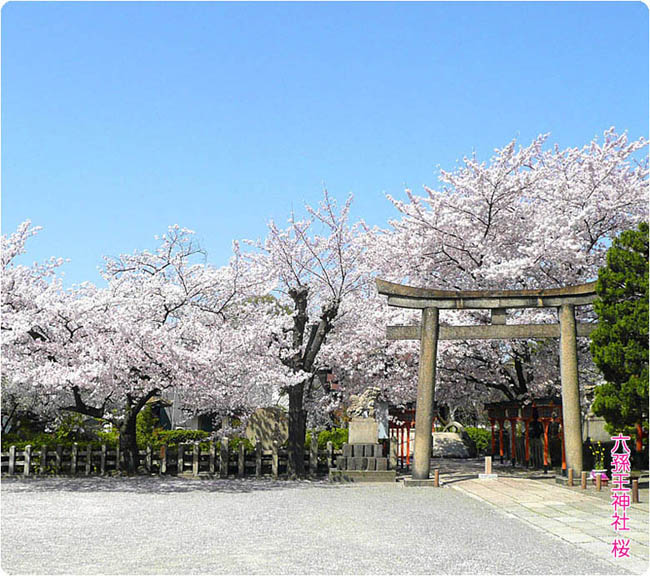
[374,443,383,458]
[328,469,397,483]
[376,458,388,471]
[366,457,376,471]
[351,457,366,470]
[404,478,439,487]
[353,444,365,457]
[343,444,353,458]
[336,456,346,470]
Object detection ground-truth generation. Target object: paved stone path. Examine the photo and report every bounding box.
[450,476,649,575]
[1,476,623,574]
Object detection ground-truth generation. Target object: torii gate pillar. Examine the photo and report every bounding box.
[559,304,583,475]
[413,307,439,479]
[377,278,597,480]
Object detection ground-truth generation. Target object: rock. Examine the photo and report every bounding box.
[245,407,288,450]
[432,432,470,458]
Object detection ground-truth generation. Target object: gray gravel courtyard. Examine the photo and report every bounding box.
[1,477,626,575]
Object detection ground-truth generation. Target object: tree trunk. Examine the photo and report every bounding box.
[287,382,306,478]
[62,385,159,475]
[1,404,17,434]
[119,412,139,474]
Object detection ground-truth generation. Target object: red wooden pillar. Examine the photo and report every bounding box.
[490,419,496,456]
[559,425,566,472]
[498,419,505,462]
[636,423,644,453]
[508,418,517,465]
[524,420,530,465]
[542,420,550,471]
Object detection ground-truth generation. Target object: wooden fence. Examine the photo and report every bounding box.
[0,436,342,478]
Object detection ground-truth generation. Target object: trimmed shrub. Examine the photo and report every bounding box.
[305,428,348,450]
[465,427,491,455]
[228,436,254,453]
[151,429,210,448]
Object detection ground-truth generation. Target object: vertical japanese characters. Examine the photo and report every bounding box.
[610,434,631,559]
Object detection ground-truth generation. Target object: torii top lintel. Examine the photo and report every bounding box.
[375,278,598,310]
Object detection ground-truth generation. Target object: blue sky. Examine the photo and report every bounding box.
[2,1,648,286]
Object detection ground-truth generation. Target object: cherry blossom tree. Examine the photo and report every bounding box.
[181,294,304,423]
[241,191,368,476]
[77,227,297,471]
[360,128,648,412]
[2,224,293,472]
[4,128,646,469]
[386,129,647,289]
[1,221,69,431]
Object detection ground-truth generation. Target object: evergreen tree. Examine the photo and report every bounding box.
[591,222,648,452]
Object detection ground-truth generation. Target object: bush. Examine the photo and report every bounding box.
[52,413,86,442]
[1,421,228,452]
[305,428,348,450]
[465,427,491,455]
[136,406,157,447]
[1,410,267,456]
[2,432,62,450]
[228,436,254,453]
[0,433,113,451]
[2,413,119,450]
[96,428,119,448]
[151,429,210,448]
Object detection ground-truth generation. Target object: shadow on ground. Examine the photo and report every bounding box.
[0,475,347,494]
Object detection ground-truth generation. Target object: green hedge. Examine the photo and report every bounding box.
[2,409,349,454]
[465,427,491,455]
[151,429,210,447]
[0,430,252,453]
[305,428,348,450]
[0,433,116,451]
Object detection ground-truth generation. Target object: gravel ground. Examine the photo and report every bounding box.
[1,477,625,575]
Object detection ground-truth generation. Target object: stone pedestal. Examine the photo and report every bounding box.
[330,442,394,482]
[348,418,379,444]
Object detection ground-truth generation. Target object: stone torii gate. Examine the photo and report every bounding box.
[376,278,598,480]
